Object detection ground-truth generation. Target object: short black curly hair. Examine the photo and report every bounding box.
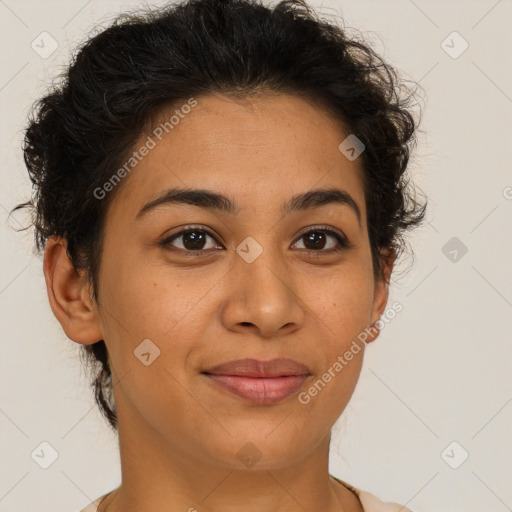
[12,0,427,433]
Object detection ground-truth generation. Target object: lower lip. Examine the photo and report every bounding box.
[203,374,309,404]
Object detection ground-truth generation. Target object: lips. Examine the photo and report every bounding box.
[202,358,311,404]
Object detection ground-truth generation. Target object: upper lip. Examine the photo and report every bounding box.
[202,358,311,378]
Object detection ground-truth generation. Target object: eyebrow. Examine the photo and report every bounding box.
[136,186,362,225]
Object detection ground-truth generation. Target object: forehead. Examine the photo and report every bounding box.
[109,92,367,220]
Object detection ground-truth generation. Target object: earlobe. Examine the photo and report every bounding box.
[43,235,103,345]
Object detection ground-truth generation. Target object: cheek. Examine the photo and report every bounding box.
[97,261,205,435]
[297,353,363,435]
[99,254,208,339]
[297,276,370,416]
[300,269,372,395]
[97,257,231,408]
[307,265,375,342]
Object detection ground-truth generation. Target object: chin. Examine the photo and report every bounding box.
[201,431,316,471]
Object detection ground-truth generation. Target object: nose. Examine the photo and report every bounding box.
[219,244,306,338]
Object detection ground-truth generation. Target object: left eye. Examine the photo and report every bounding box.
[292,229,349,252]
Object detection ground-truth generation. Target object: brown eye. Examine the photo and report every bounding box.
[160,227,222,255]
[292,228,350,253]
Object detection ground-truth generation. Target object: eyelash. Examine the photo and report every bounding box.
[158,225,352,257]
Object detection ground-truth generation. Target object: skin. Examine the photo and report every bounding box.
[44,92,395,512]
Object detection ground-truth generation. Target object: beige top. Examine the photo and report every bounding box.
[79,477,414,512]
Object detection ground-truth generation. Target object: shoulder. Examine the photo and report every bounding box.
[331,476,418,512]
[356,488,415,512]
[77,493,109,512]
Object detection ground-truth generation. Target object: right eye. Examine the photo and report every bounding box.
[159,227,224,256]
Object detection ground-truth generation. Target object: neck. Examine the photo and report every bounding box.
[101,390,362,512]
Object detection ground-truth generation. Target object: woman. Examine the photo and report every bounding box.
[14,0,426,510]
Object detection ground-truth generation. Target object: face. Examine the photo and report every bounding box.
[47,92,392,471]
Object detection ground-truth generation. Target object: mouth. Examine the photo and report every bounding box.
[201,358,312,405]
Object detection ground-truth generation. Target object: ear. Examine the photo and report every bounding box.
[365,248,396,344]
[43,235,103,345]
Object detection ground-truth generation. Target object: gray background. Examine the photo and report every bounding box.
[1,0,511,511]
